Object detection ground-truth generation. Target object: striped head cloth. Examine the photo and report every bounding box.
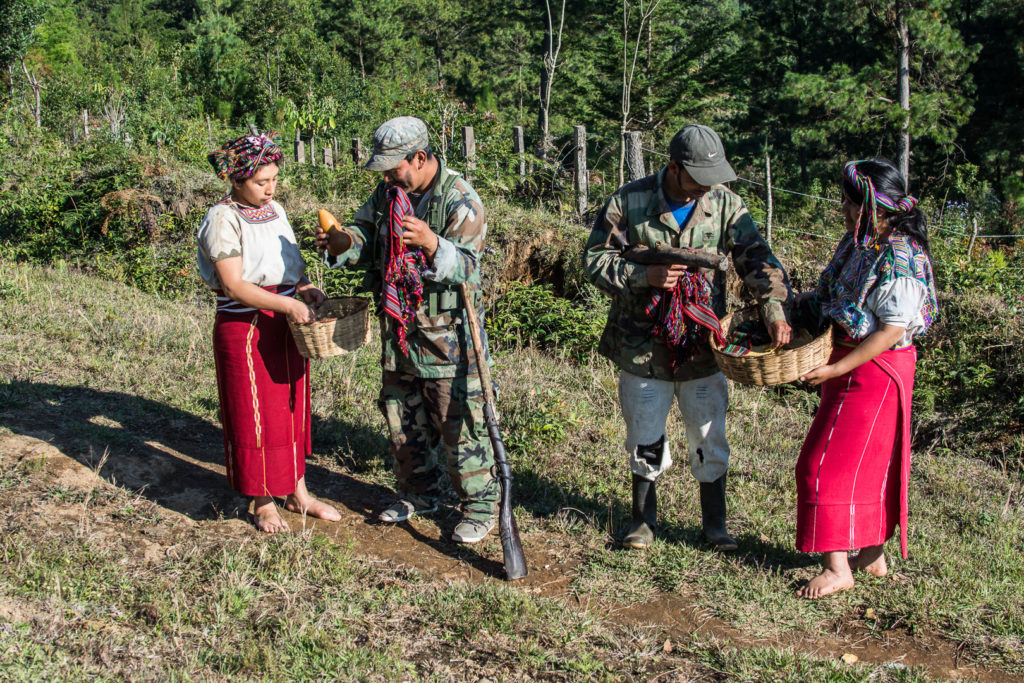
[843,160,918,247]
[208,131,283,181]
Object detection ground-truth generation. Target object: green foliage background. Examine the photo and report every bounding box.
[1,0,1023,459]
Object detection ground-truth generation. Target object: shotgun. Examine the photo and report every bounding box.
[459,282,528,581]
[622,242,729,272]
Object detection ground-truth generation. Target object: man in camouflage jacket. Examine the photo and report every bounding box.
[583,124,793,550]
[316,116,499,544]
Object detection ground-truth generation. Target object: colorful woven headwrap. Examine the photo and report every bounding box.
[843,160,918,247]
[208,131,283,181]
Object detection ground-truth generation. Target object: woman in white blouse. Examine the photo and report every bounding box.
[793,158,938,599]
[197,131,340,533]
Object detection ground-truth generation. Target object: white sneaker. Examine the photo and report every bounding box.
[377,497,438,523]
[451,514,496,543]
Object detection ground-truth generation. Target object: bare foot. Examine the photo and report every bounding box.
[797,568,855,599]
[797,551,855,599]
[252,497,289,533]
[284,495,341,521]
[284,476,341,522]
[850,545,888,577]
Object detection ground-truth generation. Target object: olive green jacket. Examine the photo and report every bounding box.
[327,159,490,379]
[583,168,792,381]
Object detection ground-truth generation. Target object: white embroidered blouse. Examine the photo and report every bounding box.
[196,199,306,291]
[861,276,930,347]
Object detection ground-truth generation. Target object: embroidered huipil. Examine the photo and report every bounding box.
[196,198,306,305]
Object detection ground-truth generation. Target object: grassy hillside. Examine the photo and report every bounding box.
[1,260,1022,680]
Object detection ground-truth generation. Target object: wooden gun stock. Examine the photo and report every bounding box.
[459,283,528,581]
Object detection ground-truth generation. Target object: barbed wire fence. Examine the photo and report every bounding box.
[68,108,1024,256]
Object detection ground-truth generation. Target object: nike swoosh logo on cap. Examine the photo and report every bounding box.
[708,152,718,158]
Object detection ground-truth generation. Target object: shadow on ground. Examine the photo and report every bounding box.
[0,379,508,578]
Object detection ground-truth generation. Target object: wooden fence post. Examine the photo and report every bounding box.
[82,110,90,140]
[574,125,588,217]
[968,217,980,257]
[513,126,525,180]
[323,143,333,168]
[294,130,305,164]
[624,131,645,182]
[205,114,211,146]
[248,123,259,135]
[462,126,476,182]
[351,138,361,165]
[309,135,316,166]
[765,151,773,247]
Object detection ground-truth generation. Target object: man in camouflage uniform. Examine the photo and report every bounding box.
[315,116,499,543]
[583,124,793,550]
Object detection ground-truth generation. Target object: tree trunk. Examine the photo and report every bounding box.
[538,34,553,160]
[434,38,444,88]
[20,58,41,129]
[645,19,654,126]
[897,5,911,190]
[537,0,565,162]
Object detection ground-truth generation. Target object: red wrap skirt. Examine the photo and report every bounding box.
[212,307,310,497]
[796,345,916,558]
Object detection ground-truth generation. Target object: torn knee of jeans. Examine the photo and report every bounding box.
[696,447,704,463]
[637,436,665,465]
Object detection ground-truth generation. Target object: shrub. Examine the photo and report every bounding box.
[486,282,603,361]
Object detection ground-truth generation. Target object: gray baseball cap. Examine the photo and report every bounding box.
[668,124,736,186]
[364,116,429,171]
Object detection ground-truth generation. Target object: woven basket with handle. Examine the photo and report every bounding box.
[710,306,833,386]
[288,297,371,359]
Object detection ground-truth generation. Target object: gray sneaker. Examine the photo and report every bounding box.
[377,496,438,523]
[452,512,496,544]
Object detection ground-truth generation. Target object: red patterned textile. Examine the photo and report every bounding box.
[645,271,725,369]
[213,299,310,497]
[796,345,916,558]
[381,185,426,355]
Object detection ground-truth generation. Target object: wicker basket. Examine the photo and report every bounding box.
[289,297,372,359]
[711,307,833,386]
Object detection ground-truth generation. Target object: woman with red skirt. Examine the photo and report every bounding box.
[197,131,341,533]
[795,158,938,598]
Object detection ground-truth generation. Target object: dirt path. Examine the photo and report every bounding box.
[0,418,1014,682]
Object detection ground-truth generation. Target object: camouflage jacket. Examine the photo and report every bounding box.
[583,168,793,381]
[327,159,491,379]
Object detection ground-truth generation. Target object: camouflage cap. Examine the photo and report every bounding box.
[365,116,430,171]
[668,124,737,186]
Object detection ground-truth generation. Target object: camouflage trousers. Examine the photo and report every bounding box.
[378,371,499,515]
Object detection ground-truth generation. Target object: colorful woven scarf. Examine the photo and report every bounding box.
[381,186,426,355]
[208,131,283,181]
[817,231,938,339]
[844,160,919,247]
[718,320,772,357]
[646,271,726,368]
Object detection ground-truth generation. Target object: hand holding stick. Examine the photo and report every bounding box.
[622,243,729,272]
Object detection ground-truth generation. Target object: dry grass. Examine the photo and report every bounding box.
[0,259,1020,680]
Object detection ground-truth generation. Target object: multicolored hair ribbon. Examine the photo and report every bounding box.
[207,131,284,181]
[843,160,918,247]
[381,186,427,355]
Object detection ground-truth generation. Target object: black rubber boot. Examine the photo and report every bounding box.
[700,473,738,550]
[623,474,657,549]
